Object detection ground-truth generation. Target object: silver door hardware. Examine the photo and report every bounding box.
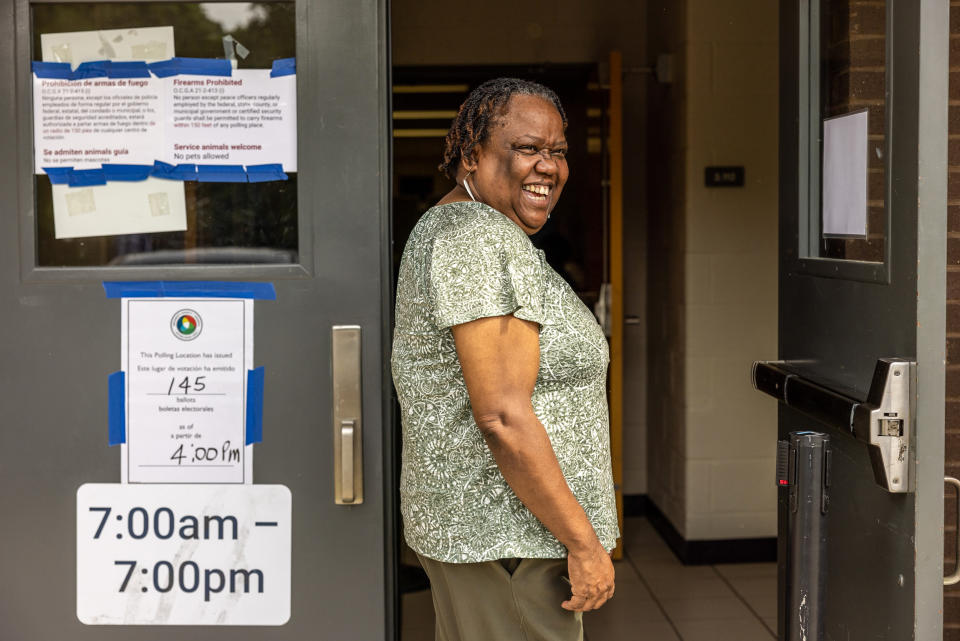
[341,420,356,502]
[851,360,914,493]
[332,326,363,505]
[752,358,915,493]
[946,476,960,586]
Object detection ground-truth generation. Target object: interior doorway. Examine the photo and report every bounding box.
[388,1,782,638]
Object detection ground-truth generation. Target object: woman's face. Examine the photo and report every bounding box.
[466,94,569,235]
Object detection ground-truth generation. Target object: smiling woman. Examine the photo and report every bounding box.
[392,79,618,641]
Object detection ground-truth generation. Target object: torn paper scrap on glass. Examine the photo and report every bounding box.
[51,177,187,239]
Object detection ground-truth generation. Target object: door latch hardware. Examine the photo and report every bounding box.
[880,414,904,436]
[852,359,914,493]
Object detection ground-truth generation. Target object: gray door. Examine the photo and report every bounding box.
[0,1,393,639]
[778,1,946,638]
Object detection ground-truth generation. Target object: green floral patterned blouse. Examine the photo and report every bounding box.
[391,201,619,563]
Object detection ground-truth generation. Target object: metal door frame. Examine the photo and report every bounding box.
[780,1,947,637]
[2,0,397,638]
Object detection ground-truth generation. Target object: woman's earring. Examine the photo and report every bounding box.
[463,177,477,202]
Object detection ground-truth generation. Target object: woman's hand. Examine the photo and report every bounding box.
[562,541,615,612]
[452,313,614,611]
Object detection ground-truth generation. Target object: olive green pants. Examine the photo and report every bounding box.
[416,554,583,641]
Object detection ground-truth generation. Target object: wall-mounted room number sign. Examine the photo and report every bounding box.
[77,483,290,625]
[121,298,253,483]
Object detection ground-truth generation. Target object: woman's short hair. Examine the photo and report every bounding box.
[439,78,567,180]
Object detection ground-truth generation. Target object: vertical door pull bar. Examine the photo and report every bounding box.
[341,420,355,502]
[945,477,960,585]
[332,326,363,505]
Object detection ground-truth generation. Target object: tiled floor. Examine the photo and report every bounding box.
[401,517,777,641]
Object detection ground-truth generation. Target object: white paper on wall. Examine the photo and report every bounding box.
[822,109,869,238]
[51,177,187,239]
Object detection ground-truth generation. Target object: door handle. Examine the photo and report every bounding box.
[332,326,363,505]
[946,477,960,585]
[340,420,355,502]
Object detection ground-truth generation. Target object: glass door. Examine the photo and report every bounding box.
[0,1,393,638]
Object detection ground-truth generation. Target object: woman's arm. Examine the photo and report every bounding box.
[451,314,614,612]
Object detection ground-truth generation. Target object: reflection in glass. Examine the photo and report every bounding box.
[819,0,886,262]
[32,3,297,267]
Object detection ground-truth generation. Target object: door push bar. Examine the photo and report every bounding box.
[752,358,915,493]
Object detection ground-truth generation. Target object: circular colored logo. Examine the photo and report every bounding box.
[171,309,202,341]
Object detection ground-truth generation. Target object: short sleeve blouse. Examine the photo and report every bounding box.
[391,201,619,563]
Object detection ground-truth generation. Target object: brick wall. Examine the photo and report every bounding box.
[822,0,885,262]
[945,3,960,637]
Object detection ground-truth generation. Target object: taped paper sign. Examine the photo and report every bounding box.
[34,76,164,170]
[34,29,297,173]
[51,178,186,239]
[77,483,291,625]
[165,70,297,170]
[120,297,254,484]
[38,26,187,240]
[40,26,173,66]
[34,71,297,173]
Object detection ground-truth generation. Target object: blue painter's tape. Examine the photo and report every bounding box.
[72,60,110,79]
[149,57,232,78]
[270,57,296,78]
[32,61,73,79]
[108,371,126,446]
[32,59,152,80]
[246,367,265,445]
[51,162,293,185]
[103,281,277,300]
[102,164,153,182]
[246,163,288,183]
[170,164,199,181]
[106,61,151,78]
[42,167,73,185]
[150,160,178,180]
[175,57,233,76]
[150,161,197,181]
[147,59,179,78]
[67,168,107,187]
[197,164,247,183]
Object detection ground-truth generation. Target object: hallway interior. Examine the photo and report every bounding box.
[401,517,776,641]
